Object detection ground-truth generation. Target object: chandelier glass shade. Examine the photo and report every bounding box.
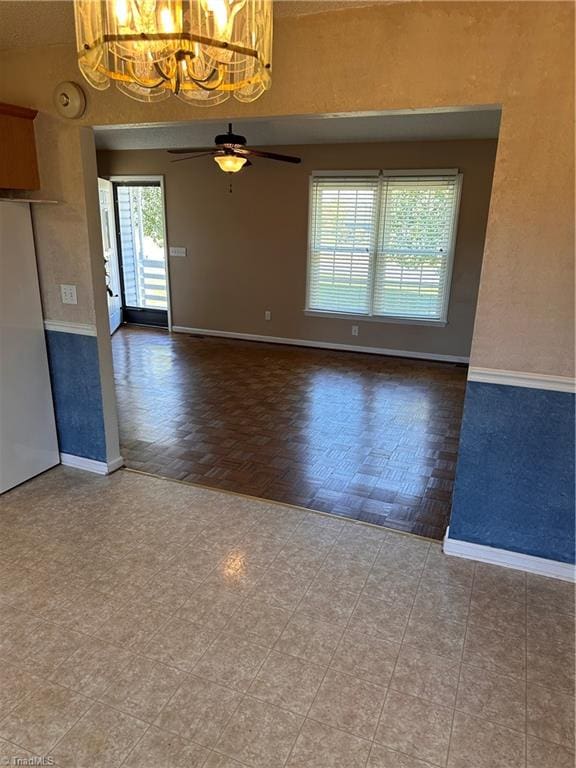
[74,0,273,105]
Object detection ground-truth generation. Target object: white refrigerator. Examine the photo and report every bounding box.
[0,200,60,492]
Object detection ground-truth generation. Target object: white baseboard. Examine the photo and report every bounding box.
[443,527,576,582]
[171,326,469,364]
[106,456,125,473]
[468,367,575,393]
[44,320,97,336]
[60,453,124,475]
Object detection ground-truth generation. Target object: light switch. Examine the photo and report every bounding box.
[169,246,187,258]
[60,284,78,305]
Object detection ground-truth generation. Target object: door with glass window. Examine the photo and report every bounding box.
[113,181,169,327]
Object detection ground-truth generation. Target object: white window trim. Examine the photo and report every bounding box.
[305,169,463,326]
[311,168,459,178]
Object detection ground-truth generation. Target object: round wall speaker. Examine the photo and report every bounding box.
[53,81,87,119]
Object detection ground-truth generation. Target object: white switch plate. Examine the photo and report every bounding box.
[352,325,359,336]
[60,284,77,305]
[264,310,271,321]
[169,246,187,258]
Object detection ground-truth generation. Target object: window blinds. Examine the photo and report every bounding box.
[307,173,461,321]
[308,175,380,315]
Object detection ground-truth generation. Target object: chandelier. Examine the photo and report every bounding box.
[73,0,273,105]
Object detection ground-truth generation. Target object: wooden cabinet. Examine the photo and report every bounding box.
[0,102,40,190]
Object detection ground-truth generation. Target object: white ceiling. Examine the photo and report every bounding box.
[94,108,501,151]
[0,1,379,51]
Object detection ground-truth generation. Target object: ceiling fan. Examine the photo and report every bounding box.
[167,124,302,174]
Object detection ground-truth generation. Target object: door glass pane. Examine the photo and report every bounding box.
[116,185,168,310]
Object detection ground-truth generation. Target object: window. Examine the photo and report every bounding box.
[306,171,462,323]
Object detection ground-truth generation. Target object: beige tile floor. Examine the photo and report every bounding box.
[0,467,574,768]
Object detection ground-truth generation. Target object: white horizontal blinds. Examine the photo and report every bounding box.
[373,176,460,320]
[308,176,380,314]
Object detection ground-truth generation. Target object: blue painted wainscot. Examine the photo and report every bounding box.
[449,381,575,564]
[45,330,107,462]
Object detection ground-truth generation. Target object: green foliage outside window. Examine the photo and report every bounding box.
[131,186,164,247]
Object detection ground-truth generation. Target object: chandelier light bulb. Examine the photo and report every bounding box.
[115,0,129,26]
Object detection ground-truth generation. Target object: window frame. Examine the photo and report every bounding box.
[305,169,463,326]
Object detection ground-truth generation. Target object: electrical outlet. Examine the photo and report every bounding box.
[264,310,271,321]
[352,325,359,337]
[169,246,187,258]
[60,284,78,305]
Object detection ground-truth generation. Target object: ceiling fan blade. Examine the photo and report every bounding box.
[170,152,216,163]
[239,148,301,164]
[167,148,214,154]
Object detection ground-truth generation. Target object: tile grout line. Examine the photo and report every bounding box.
[445,559,477,768]
[3,472,573,767]
[117,574,269,758]
[200,516,347,766]
[118,511,343,765]
[44,648,254,767]
[370,540,433,763]
[116,722,153,768]
[3,627,570,754]
[6,532,460,764]
[0,734,44,761]
[276,525,389,768]
[4,519,265,765]
[3,510,302,722]
[0,735,44,762]
[248,516,361,765]
[50,650,177,767]
[4,592,538,756]
[37,696,143,764]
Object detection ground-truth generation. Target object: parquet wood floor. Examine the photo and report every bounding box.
[112,326,468,539]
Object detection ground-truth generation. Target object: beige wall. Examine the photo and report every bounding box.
[98,139,497,359]
[0,1,573,375]
[28,116,97,325]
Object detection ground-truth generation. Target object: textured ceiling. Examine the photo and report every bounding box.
[0,1,74,51]
[274,1,379,16]
[0,0,381,52]
[94,108,501,150]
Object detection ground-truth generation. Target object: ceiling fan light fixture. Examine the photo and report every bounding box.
[168,123,302,170]
[213,154,247,173]
[73,0,272,105]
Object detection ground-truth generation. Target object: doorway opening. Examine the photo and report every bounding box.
[96,107,501,538]
[99,176,170,332]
